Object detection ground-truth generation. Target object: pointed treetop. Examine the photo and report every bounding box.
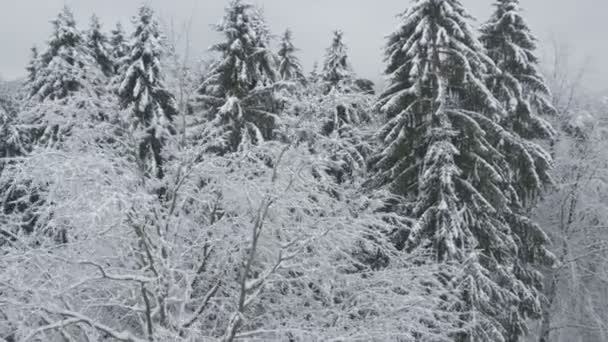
[218,0,272,48]
[195,0,280,153]
[118,4,176,179]
[48,5,81,54]
[27,5,106,102]
[379,0,500,116]
[26,46,39,83]
[53,5,77,29]
[86,14,113,76]
[119,3,173,117]
[481,0,538,65]
[321,30,353,89]
[480,0,555,138]
[113,21,125,33]
[133,5,160,35]
[137,4,154,22]
[279,29,296,55]
[204,0,277,98]
[110,22,128,63]
[88,14,102,31]
[277,29,305,82]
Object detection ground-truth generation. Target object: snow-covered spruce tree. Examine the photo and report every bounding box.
[480,0,555,140]
[308,61,320,85]
[22,6,109,147]
[86,15,113,77]
[321,30,354,93]
[27,6,103,103]
[6,8,112,246]
[195,0,279,154]
[0,85,25,169]
[25,46,40,85]
[479,4,559,339]
[289,30,372,183]
[118,5,177,179]
[277,29,305,82]
[371,1,554,340]
[110,22,129,74]
[318,30,371,133]
[480,0,555,204]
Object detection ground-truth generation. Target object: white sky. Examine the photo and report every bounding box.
[0,0,605,88]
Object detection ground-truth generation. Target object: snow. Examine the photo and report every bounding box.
[0,1,596,341]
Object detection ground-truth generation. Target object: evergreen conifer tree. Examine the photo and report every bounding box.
[479,2,558,339]
[309,61,320,85]
[480,0,555,201]
[25,46,40,85]
[118,5,177,179]
[371,1,554,340]
[23,6,108,146]
[0,87,24,164]
[321,30,354,93]
[196,0,279,153]
[8,8,111,246]
[284,31,368,184]
[277,29,305,82]
[318,30,369,133]
[481,0,555,140]
[28,6,103,103]
[86,15,113,77]
[110,22,129,74]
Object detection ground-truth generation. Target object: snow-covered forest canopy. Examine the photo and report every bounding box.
[1,0,607,341]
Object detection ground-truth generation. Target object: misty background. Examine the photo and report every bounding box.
[0,0,605,89]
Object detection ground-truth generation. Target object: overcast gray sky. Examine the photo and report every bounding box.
[0,0,605,88]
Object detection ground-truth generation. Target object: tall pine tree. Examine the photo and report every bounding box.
[0,85,24,164]
[277,29,305,82]
[480,2,558,339]
[321,30,354,93]
[480,0,555,202]
[9,8,109,245]
[481,0,555,140]
[308,61,320,85]
[25,46,40,85]
[28,6,103,103]
[23,6,108,146]
[110,22,129,74]
[318,30,369,135]
[118,5,177,179]
[371,1,553,340]
[86,15,113,77]
[196,0,279,153]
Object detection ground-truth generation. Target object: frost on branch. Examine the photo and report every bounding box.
[0,120,465,341]
[283,84,374,184]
